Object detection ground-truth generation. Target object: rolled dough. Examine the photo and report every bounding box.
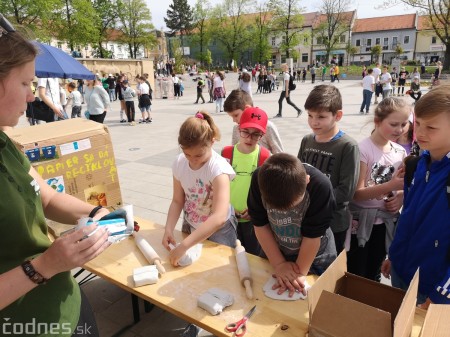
[262,276,311,301]
[133,265,159,287]
[169,243,203,266]
[197,288,234,315]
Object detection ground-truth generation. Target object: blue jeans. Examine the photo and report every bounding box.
[360,89,373,113]
[108,89,115,102]
[391,265,427,305]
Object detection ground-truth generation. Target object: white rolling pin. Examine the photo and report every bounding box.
[235,239,253,299]
[133,232,166,274]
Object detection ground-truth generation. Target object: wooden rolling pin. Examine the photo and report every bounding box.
[235,239,253,299]
[133,232,166,274]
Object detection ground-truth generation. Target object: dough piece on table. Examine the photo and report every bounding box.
[133,265,159,287]
[169,243,203,266]
[262,276,311,301]
[197,288,234,315]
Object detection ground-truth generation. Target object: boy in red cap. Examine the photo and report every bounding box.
[221,107,270,255]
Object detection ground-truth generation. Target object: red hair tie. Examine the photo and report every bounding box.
[195,112,204,119]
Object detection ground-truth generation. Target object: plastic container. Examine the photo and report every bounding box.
[41,145,56,159]
[25,148,40,162]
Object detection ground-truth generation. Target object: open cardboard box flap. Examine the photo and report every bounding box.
[308,251,419,337]
[419,304,450,337]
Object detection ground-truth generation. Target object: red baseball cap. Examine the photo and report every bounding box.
[239,107,268,134]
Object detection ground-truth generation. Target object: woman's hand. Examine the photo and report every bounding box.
[38,224,110,278]
[272,261,304,297]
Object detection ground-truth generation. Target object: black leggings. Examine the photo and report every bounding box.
[278,91,301,116]
[125,101,135,122]
[72,288,99,336]
[347,224,386,282]
[89,111,106,124]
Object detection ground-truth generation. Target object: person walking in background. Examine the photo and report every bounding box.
[85,75,110,124]
[397,67,409,96]
[194,78,206,104]
[431,61,443,88]
[390,67,398,96]
[362,65,368,78]
[213,70,226,113]
[372,62,382,104]
[66,82,82,118]
[172,72,181,99]
[121,80,136,125]
[137,76,152,123]
[274,63,302,118]
[310,64,316,84]
[360,68,375,114]
[238,71,252,98]
[116,75,126,123]
[334,64,340,83]
[380,65,392,100]
[106,74,116,102]
[322,64,327,81]
[207,73,214,103]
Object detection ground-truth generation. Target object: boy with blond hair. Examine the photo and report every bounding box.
[383,85,450,307]
[224,89,284,154]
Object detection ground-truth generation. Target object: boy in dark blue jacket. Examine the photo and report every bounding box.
[382,84,450,307]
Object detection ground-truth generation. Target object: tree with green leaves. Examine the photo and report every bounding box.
[91,0,119,59]
[165,0,193,55]
[395,44,404,59]
[345,43,358,65]
[210,0,256,68]
[371,45,382,64]
[252,2,272,64]
[314,0,352,63]
[379,0,450,69]
[191,0,212,66]
[268,0,305,59]
[117,0,156,59]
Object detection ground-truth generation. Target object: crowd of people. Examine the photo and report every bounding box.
[1,16,449,337]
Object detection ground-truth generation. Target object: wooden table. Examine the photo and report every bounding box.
[84,217,426,337]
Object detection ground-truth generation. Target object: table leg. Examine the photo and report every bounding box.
[131,294,140,323]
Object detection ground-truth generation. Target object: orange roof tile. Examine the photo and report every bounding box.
[418,15,444,30]
[353,14,417,33]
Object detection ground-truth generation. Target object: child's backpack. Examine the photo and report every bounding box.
[289,74,296,91]
[221,145,270,168]
[405,156,450,208]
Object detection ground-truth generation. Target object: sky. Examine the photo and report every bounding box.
[146,0,417,30]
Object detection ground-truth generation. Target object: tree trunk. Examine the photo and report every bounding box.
[444,45,450,71]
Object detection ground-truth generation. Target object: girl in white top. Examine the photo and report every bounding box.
[163,111,237,266]
[213,70,226,113]
[380,65,392,100]
[348,97,409,281]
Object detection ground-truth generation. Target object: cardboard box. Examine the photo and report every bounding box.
[308,251,418,337]
[6,119,122,210]
[419,304,450,337]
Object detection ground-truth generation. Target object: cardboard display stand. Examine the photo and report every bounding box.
[308,251,419,337]
[6,119,122,228]
[419,304,450,337]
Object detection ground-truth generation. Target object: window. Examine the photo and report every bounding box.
[432,36,437,44]
[304,36,308,44]
[317,36,323,45]
[375,38,380,45]
[404,35,410,44]
[339,35,346,43]
[271,36,276,46]
[302,53,308,63]
[356,39,360,46]
[366,38,372,46]
[383,37,389,46]
[392,36,398,46]
[282,36,286,44]
[57,42,62,49]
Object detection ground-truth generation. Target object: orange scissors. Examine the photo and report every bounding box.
[225,305,256,336]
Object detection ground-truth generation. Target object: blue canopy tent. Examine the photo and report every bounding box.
[34,41,95,80]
